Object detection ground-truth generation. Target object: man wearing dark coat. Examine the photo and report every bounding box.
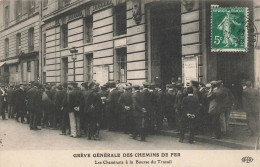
[7,84,15,118]
[68,82,82,137]
[27,82,42,130]
[54,84,65,128]
[83,82,102,140]
[179,86,200,143]
[106,81,121,131]
[59,83,70,135]
[164,84,176,130]
[0,84,7,120]
[242,81,260,136]
[15,84,26,123]
[118,85,133,134]
[132,85,147,141]
[98,84,109,129]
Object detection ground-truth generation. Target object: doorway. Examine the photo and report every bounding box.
[148,1,182,88]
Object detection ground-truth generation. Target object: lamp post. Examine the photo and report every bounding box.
[70,47,78,82]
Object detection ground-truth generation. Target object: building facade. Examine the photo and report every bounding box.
[0,0,42,84]
[0,0,259,92]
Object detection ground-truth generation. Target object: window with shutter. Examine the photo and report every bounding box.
[84,16,93,43]
[5,38,9,58]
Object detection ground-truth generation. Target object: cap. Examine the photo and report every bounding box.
[191,81,199,87]
[81,82,88,89]
[108,81,116,88]
[210,80,218,86]
[124,85,132,90]
[88,81,96,89]
[57,84,63,90]
[205,83,211,88]
[142,82,150,88]
[166,84,173,88]
[132,85,140,90]
[70,82,78,88]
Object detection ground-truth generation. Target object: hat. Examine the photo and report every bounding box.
[191,81,199,87]
[125,85,132,90]
[210,80,218,86]
[205,83,211,88]
[70,82,78,88]
[88,82,96,89]
[33,82,40,87]
[46,85,51,90]
[57,84,63,90]
[176,82,184,87]
[81,82,88,89]
[142,82,150,88]
[166,84,173,88]
[108,81,116,88]
[217,80,223,85]
[149,83,156,89]
[132,85,140,90]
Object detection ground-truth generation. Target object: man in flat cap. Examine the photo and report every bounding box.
[207,80,225,139]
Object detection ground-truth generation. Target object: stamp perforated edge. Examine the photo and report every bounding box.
[210,5,249,52]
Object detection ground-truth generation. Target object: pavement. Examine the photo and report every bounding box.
[0,118,231,150]
[160,124,258,150]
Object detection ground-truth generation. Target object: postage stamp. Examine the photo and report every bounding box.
[211,6,248,52]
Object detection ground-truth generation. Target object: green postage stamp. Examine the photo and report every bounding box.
[211,6,248,52]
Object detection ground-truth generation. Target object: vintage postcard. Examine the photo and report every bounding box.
[0,0,259,166]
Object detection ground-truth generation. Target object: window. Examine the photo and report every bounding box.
[28,28,34,52]
[43,34,46,54]
[4,65,9,73]
[61,25,68,48]
[16,0,22,21]
[85,53,93,81]
[5,6,9,28]
[116,48,127,82]
[114,3,126,36]
[61,57,68,83]
[43,0,48,8]
[5,38,9,58]
[27,61,31,72]
[16,64,19,72]
[84,16,93,43]
[58,0,71,8]
[29,0,35,14]
[16,33,21,55]
[63,0,71,6]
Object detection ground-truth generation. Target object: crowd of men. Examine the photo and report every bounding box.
[0,79,259,143]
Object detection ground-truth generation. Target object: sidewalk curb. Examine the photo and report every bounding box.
[160,130,255,150]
